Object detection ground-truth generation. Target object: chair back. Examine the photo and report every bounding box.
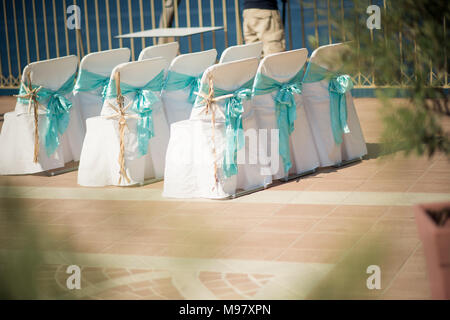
[309,43,351,72]
[80,48,130,76]
[169,49,217,75]
[253,49,308,107]
[101,57,166,116]
[257,48,308,82]
[74,49,131,121]
[138,42,179,69]
[162,49,217,125]
[219,42,263,64]
[16,56,78,115]
[22,55,78,91]
[190,57,259,121]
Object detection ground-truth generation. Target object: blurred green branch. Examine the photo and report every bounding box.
[325,0,450,158]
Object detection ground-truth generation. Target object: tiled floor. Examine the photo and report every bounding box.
[1,97,449,299]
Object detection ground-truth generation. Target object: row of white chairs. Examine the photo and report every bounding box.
[0,41,367,200]
[76,41,264,128]
[0,41,262,176]
[163,45,367,199]
[77,42,264,187]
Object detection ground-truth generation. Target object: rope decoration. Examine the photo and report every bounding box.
[194,74,233,190]
[15,72,44,163]
[104,71,138,185]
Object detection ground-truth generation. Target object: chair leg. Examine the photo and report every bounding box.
[230,168,317,199]
[282,168,317,182]
[46,162,79,176]
[332,156,363,168]
[139,177,164,186]
[230,185,266,199]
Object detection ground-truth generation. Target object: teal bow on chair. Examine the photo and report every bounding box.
[328,74,353,145]
[17,73,76,158]
[105,70,164,157]
[195,77,254,179]
[217,87,252,178]
[132,89,160,157]
[303,62,354,145]
[253,68,304,174]
[163,70,202,104]
[74,69,110,100]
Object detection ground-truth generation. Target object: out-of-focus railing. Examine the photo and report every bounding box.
[0,0,448,91]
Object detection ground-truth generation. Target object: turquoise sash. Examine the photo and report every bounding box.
[303,62,353,145]
[105,70,164,157]
[196,78,254,178]
[74,69,110,100]
[163,70,202,104]
[253,68,304,174]
[17,73,76,157]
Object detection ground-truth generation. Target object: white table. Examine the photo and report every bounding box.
[116,26,223,39]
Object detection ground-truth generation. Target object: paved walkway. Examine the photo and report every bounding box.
[1,98,448,299]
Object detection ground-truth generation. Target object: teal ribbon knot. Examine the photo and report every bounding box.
[275,82,303,135]
[17,73,76,157]
[45,92,73,156]
[253,68,304,174]
[222,88,252,178]
[303,62,353,145]
[104,70,164,157]
[163,70,203,104]
[188,77,202,104]
[195,78,254,179]
[132,89,160,157]
[74,69,110,100]
[328,74,353,145]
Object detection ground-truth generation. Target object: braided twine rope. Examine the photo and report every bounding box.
[14,72,45,163]
[104,71,139,185]
[194,74,234,191]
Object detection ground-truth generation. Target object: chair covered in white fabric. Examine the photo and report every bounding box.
[77,57,170,187]
[0,55,83,175]
[302,43,367,167]
[163,57,267,199]
[138,42,179,69]
[219,42,263,63]
[161,49,217,126]
[73,48,130,131]
[252,49,320,182]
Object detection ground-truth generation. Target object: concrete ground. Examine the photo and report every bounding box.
[0,97,449,299]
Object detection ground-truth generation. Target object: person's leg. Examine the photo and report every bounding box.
[243,9,260,44]
[261,10,286,56]
[158,0,181,44]
[243,9,285,56]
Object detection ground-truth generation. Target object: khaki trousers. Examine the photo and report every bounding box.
[243,8,286,57]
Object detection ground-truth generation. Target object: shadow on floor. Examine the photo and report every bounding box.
[270,143,402,187]
[364,142,406,160]
[364,143,384,160]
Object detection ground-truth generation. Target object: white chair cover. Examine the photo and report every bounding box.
[73,48,130,131]
[77,58,170,186]
[252,49,320,181]
[0,55,83,175]
[163,58,268,199]
[219,42,263,64]
[138,42,179,69]
[161,49,217,126]
[302,43,367,166]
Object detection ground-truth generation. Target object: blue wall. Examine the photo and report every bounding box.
[0,0,386,95]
